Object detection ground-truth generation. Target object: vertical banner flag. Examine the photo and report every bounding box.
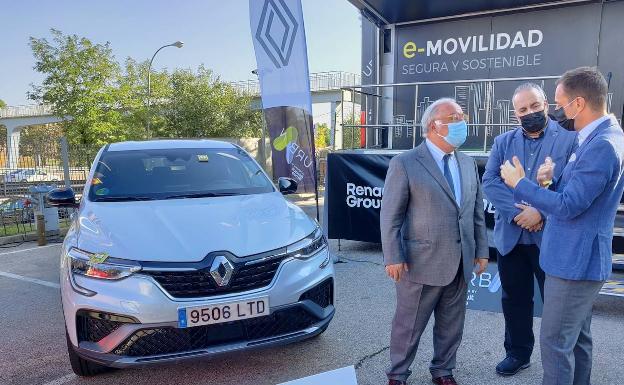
[249,0,317,194]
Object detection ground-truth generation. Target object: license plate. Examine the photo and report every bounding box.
[178,297,269,328]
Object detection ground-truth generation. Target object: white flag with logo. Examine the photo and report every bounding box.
[249,0,317,193]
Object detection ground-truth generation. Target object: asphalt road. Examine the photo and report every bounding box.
[0,236,623,385]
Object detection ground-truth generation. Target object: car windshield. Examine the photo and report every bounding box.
[87,147,274,201]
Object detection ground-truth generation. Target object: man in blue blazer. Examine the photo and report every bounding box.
[501,67,624,385]
[483,83,577,376]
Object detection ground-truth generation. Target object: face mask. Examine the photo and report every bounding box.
[551,108,575,131]
[552,98,579,131]
[519,110,547,133]
[436,120,468,148]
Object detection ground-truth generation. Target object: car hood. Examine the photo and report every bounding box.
[74,192,317,262]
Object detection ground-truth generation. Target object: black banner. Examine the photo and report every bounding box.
[325,151,397,243]
[325,151,494,243]
[266,107,317,193]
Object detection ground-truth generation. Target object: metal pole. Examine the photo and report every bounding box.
[252,70,267,170]
[413,84,419,148]
[146,42,184,138]
[147,69,151,138]
[351,90,355,149]
[60,137,71,189]
[259,111,268,170]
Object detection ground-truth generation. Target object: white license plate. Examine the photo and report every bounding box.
[178,297,269,328]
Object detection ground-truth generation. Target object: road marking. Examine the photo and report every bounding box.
[0,270,60,289]
[42,374,76,385]
[0,243,61,257]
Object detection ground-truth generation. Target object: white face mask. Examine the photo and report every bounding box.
[556,97,581,120]
[434,120,468,148]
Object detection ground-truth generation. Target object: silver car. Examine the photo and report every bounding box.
[48,140,335,376]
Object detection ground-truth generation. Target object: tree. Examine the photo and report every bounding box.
[28,29,125,145]
[314,123,330,150]
[162,66,262,139]
[0,99,6,108]
[342,117,362,149]
[29,30,263,145]
[19,123,63,167]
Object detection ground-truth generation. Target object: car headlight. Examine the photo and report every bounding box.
[67,248,141,280]
[287,227,328,260]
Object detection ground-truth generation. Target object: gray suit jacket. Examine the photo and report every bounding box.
[380,142,489,286]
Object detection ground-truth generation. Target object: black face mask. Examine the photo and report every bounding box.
[550,108,575,131]
[519,110,547,133]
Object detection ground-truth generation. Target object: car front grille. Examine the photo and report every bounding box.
[300,278,333,308]
[113,306,319,357]
[143,255,287,298]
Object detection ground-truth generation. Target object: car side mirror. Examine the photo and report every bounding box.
[278,177,298,195]
[46,187,78,208]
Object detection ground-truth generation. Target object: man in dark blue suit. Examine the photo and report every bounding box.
[483,83,577,376]
[501,67,624,385]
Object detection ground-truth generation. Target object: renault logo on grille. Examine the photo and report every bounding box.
[210,255,234,287]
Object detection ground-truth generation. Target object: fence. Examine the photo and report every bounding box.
[339,75,574,152]
[0,135,328,238]
[0,138,100,238]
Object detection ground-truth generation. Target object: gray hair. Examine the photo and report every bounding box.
[420,97,457,137]
[513,82,547,105]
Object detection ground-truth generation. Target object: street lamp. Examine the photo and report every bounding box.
[146,41,184,138]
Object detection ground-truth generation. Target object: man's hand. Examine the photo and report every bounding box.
[537,157,556,188]
[514,203,543,230]
[385,263,409,282]
[474,258,488,275]
[500,156,526,188]
[526,221,544,232]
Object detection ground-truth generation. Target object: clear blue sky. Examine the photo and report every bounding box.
[0,0,362,113]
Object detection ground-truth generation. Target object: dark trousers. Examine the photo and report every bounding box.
[497,244,545,361]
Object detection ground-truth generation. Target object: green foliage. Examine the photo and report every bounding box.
[0,99,6,108]
[342,117,362,149]
[314,123,330,149]
[28,29,125,145]
[160,66,262,139]
[28,30,262,146]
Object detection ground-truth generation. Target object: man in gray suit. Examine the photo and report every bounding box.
[381,98,489,385]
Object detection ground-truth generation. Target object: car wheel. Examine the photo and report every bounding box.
[65,331,113,376]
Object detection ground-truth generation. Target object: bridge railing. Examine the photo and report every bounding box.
[230,71,361,96]
[0,105,55,119]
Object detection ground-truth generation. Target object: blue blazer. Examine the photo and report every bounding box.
[483,119,577,256]
[514,116,624,281]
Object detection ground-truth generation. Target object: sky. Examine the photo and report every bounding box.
[0,0,362,125]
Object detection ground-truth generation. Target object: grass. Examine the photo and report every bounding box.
[0,219,70,238]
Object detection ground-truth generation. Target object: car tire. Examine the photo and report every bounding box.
[65,331,112,376]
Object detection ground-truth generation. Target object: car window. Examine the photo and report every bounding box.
[88,147,274,201]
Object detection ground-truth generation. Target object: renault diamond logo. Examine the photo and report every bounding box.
[255,0,298,68]
[210,255,234,287]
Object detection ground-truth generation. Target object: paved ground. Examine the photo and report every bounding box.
[0,196,623,385]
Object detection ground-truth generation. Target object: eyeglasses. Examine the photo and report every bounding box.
[435,113,469,125]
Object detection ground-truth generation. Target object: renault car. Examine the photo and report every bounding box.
[48,140,334,376]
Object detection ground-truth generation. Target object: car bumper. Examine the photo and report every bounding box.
[61,247,335,366]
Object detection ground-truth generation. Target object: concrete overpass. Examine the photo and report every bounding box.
[0,71,360,167]
[0,105,64,168]
[231,71,361,148]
